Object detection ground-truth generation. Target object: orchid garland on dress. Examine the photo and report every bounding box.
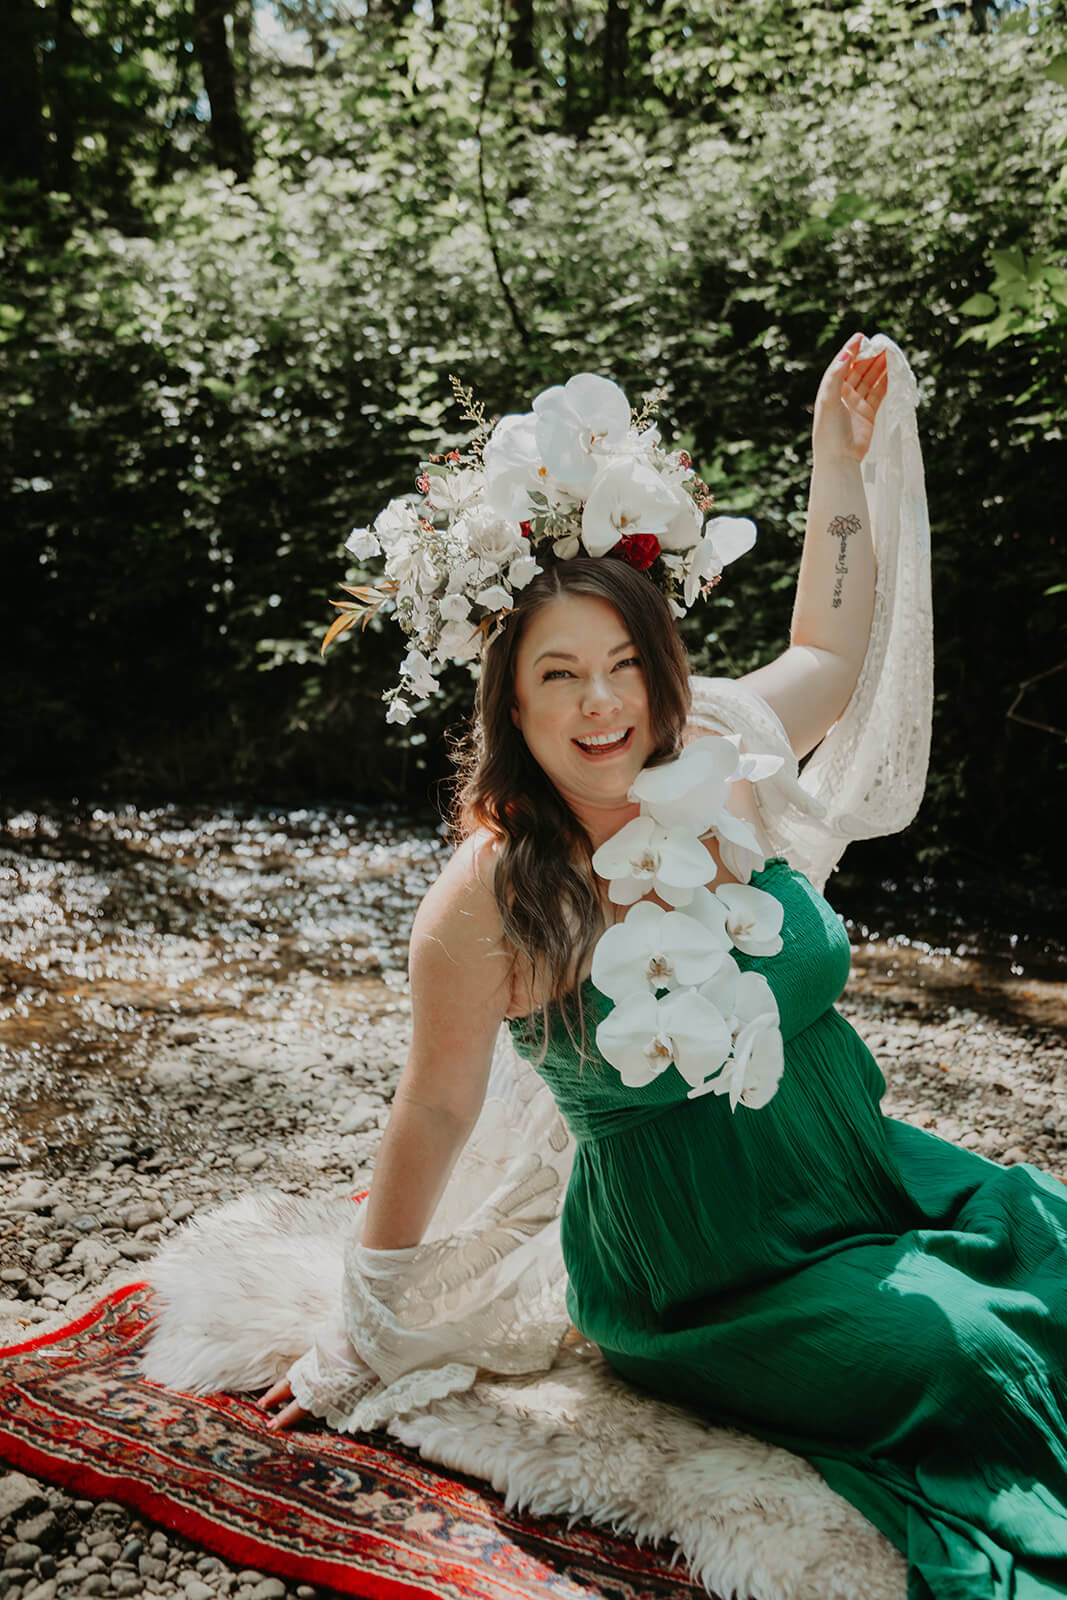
[588,734,787,1112]
[322,372,757,725]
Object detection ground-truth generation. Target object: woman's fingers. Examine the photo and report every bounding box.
[265,1399,310,1432]
[256,1377,294,1411]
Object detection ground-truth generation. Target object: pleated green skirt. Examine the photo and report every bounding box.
[509,859,1067,1598]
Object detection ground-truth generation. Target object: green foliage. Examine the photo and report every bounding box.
[1,0,1064,881]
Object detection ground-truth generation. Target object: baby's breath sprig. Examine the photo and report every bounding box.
[447,374,493,470]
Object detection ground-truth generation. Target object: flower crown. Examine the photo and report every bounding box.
[323,372,757,725]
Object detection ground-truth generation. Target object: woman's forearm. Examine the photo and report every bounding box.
[790,451,876,673]
[359,1091,475,1250]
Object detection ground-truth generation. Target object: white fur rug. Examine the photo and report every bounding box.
[137,1191,906,1600]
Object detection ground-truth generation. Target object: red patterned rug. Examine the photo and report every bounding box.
[0,1283,709,1600]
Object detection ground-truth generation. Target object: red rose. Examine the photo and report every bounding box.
[519,520,532,538]
[611,534,661,571]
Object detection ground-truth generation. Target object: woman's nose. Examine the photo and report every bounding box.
[581,673,623,714]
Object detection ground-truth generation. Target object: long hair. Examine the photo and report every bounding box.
[450,557,692,1063]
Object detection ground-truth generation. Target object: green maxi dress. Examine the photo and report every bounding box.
[507,856,1067,1600]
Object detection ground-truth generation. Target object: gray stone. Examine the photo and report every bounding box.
[72,1216,100,1233]
[80,1576,109,1595]
[147,1535,168,1558]
[249,1583,285,1600]
[0,1269,28,1286]
[3,1550,40,1573]
[22,1582,57,1600]
[121,1543,144,1564]
[137,1560,166,1582]
[124,1204,164,1231]
[117,1241,156,1261]
[15,1511,58,1550]
[113,1582,145,1598]
[168,1202,196,1224]
[183,1584,215,1600]
[87,1543,120,1563]
[233,1152,267,1173]
[34,1562,54,1582]
[0,1474,46,1525]
[295,1589,317,1600]
[37,1279,77,1304]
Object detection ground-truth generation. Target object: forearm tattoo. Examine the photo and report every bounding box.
[827,513,863,608]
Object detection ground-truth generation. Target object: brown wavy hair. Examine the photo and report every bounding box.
[449,557,692,1062]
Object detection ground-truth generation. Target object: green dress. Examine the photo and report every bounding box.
[508,857,1067,1600]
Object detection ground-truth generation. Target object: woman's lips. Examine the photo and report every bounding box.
[572,728,634,759]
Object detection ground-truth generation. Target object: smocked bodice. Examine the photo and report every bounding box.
[507,858,851,1144]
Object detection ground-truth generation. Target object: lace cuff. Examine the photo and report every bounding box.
[285,1307,479,1433]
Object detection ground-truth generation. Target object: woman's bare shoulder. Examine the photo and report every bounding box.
[409,828,511,996]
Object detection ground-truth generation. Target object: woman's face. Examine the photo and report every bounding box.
[510,592,655,815]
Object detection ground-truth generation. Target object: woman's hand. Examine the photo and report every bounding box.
[811,331,889,464]
[256,1376,311,1432]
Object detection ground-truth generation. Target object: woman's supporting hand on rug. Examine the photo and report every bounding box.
[257,1376,309,1431]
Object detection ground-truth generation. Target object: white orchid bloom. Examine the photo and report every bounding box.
[682,516,757,607]
[424,468,485,520]
[590,816,712,908]
[345,526,381,561]
[709,972,783,1111]
[596,987,732,1090]
[482,413,542,520]
[715,882,784,957]
[436,619,482,662]
[630,736,739,832]
[591,900,732,1004]
[580,455,680,558]
[696,950,741,1022]
[659,489,704,553]
[532,373,632,488]
[629,735,782,880]
[508,553,541,590]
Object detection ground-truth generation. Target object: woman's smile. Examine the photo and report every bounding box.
[572,727,635,758]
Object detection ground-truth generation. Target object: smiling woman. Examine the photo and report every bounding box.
[451,556,692,1046]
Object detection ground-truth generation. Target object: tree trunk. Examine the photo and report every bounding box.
[192,0,253,181]
[0,0,46,185]
[509,0,535,74]
[602,0,629,114]
[53,0,77,194]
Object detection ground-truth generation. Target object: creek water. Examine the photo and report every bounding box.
[2,803,1064,1167]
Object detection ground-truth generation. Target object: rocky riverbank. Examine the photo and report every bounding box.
[2,803,1065,1597]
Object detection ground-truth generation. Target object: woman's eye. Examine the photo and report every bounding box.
[542,669,572,681]
[615,656,641,670]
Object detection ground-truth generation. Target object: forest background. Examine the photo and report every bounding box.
[2,0,1065,887]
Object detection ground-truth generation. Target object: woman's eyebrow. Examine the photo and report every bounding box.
[532,641,635,667]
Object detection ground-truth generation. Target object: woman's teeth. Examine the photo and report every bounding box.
[575,729,631,754]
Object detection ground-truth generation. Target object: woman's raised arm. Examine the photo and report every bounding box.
[358,833,513,1251]
[739,331,888,761]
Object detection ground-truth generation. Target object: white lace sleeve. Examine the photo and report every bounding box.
[286,1023,578,1433]
[689,334,933,893]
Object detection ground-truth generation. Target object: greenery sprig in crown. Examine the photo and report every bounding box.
[323,371,758,725]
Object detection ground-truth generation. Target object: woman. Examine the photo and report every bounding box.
[147,337,1067,1598]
